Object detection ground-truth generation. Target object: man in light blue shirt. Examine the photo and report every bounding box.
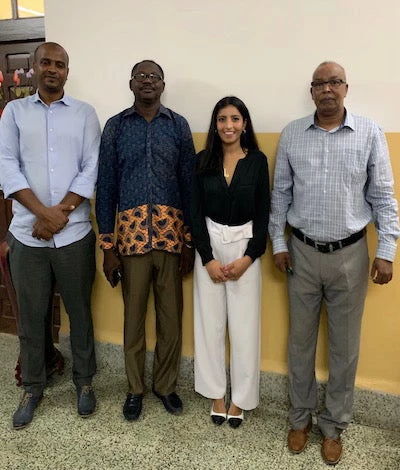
[0,42,101,429]
[269,61,399,465]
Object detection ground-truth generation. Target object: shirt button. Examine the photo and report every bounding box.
[50,169,54,172]
[50,148,53,151]
[49,128,53,132]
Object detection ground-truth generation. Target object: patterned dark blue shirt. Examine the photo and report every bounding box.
[96,104,196,255]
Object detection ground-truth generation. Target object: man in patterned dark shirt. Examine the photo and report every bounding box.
[96,60,195,421]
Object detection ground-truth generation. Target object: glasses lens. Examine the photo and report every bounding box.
[329,79,342,88]
[311,81,324,89]
[311,79,345,89]
[133,73,146,82]
[149,73,161,82]
[132,73,162,82]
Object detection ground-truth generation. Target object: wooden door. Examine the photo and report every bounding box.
[0,191,15,334]
[0,40,61,339]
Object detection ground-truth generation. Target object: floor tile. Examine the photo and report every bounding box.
[1,332,400,470]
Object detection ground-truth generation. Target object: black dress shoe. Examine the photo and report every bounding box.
[77,385,96,417]
[123,393,143,421]
[13,392,43,429]
[152,389,183,415]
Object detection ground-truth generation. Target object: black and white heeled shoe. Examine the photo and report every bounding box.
[227,410,244,428]
[210,406,227,426]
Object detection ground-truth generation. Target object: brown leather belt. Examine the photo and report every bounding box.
[292,227,366,253]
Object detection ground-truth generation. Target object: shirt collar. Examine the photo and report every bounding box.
[121,103,172,119]
[304,108,354,132]
[29,91,71,106]
[342,110,355,130]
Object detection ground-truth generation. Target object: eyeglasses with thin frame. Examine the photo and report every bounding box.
[132,72,163,83]
[311,79,346,90]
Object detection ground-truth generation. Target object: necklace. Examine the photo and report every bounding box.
[223,149,247,179]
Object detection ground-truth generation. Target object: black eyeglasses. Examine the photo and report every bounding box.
[132,72,163,83]
[311,79,346,90]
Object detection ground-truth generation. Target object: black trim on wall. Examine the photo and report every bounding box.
[0,18,45,42]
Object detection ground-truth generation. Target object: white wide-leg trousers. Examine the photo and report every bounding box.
[194,218,261,410]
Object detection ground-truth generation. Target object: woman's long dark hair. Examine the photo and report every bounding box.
[198,96,259,174]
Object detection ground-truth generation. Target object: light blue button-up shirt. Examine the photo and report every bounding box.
[269,110,399,261]
[0,92,101,248]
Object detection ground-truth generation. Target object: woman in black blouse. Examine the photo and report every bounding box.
[191,96,269,427]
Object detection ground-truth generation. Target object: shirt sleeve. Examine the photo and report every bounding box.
[244,151,270,261]
[268,129,293,254]
[0,102,30,198]
[69,106,101,199]
[95,116,120,249]
[177,116,196,243]
[190,154,214,265]
[366,125,400,261]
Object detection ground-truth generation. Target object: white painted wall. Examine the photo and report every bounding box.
[44,0,400,132]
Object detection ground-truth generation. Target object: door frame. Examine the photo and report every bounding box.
[0,17,44,42]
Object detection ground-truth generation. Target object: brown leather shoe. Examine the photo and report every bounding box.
[321,437,342,465]
[287,420,313,453]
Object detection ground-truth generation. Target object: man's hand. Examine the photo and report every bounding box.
[273,251,293,273]
[370,258,393,284]
[40,203,74,230]
[12,189,78,240]
[179,244,195,276]
[36,204,74,234]
[222,255,252,281]
[103,248,122,287]
[205,259,228,283]
[31,203,75,240]
[32,220,55,241]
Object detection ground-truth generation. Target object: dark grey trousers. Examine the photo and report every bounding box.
[287,234,369,438]
[7,230,97,395]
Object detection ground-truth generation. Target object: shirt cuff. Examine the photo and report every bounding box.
[2,180,30,199]
[69,180,95,200]
[272,237,289,255]
[198,249,213,266]
[99,233,115,250]
[376,240,397,262]
[244,248,256,262]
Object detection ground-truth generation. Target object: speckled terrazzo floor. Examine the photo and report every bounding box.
[1,332,399,470]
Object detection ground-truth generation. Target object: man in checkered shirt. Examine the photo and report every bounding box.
[269,61,399,466]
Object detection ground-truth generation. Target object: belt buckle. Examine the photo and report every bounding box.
[316,242,330,253]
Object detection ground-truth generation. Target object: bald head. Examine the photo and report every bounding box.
[34,42,69,66]
[312,61,346,82]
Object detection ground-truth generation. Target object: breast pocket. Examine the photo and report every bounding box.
[342,149,368,186]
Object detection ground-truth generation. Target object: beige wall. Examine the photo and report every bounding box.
[44,0,400,395]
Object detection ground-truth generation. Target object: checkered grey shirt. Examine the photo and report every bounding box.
[269,110,399,261]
